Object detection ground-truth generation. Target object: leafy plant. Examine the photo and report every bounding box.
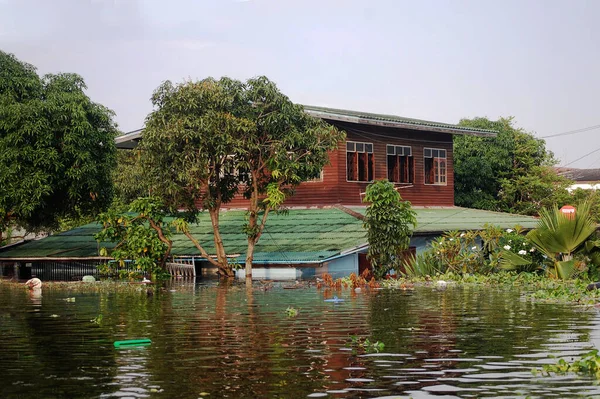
[527,201,596,279]
[95,197,173,280]
[348,335,385,353]
[538,349,600,378]
[285,307,298,317]
[90,314,103,325]
[363,180,417,278]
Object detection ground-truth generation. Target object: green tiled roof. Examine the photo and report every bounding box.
[0,207,538,261]
[303,105,497,137]
[0,209,367,263]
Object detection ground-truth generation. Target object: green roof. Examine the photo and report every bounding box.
[0,207,538,262]
[0,209,367,263]
[303,105,497,137]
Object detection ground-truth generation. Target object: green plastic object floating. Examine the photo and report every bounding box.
[114,339,152,348]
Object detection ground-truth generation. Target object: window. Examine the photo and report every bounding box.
[424,148,447,185]
[387,145,414,183]
[346,141,374,182]
[220,156,250,184]
[306,170,324,183]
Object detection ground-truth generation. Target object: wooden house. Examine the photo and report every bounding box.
[116,105,496,208]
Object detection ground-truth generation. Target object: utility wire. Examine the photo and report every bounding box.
[562,146,600,167]
[540,124,600,139]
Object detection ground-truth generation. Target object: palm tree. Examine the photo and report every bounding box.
[526,201,596,279]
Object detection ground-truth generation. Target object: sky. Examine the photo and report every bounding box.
[1,0,599,168]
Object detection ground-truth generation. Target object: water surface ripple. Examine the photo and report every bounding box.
[1,282,599,398]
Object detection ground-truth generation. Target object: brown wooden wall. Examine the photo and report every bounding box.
[223,120,455,208]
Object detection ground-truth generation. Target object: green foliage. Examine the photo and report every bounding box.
[404,226,543,277]
[526,201,596,279]
[0,51,118,240]
[231,77,344,272]
[497,227,545,273]
[129,76,343,274]
[140,77,253,214]
[363,180,417,278]
[454,117,570,215]
[285,306,298,317]
[112,149,151,206]
[95,198,172,279]
[348,335,385,353]
[538,350,600,378]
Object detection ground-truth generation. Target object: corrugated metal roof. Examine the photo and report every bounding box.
[351,206,539,233]
[0,207,538,261]
[303,105,497,137]
[0,209,367,263]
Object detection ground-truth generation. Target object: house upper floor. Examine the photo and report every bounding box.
[115,105,496,207]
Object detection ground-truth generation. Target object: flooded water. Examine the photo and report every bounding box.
[1,282,600,398]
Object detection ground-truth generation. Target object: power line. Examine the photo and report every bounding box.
[562,146,600,167]
[540,124,600,139]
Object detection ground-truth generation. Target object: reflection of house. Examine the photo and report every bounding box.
[556,167,600,191]
[116,105,497,207]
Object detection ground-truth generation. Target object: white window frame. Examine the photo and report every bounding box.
[423,147,447,185]
[386,144,413,184]
[346,141,374,183]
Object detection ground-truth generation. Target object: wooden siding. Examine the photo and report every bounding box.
[222,120,454,208]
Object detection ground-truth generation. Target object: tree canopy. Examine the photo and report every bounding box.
[454,117,570,215]
[0,51,118,242]
[137,76,343,277]
[233,77,343,278]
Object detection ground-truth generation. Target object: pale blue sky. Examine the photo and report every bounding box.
[1,0,599,167]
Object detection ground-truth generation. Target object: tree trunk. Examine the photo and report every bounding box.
[209,208,234,278]
[245,240,255,281]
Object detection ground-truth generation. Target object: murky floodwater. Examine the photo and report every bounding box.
[1,281,600,398]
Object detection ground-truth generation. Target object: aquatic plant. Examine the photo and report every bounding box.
[285,307,298,317]
[90,314,103,325]
[348,335,385,353]
[536,349,600,378]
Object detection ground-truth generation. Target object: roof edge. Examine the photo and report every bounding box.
[303,106,497,137]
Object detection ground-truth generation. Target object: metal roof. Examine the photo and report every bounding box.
[303,105,497,137]
[0,207,538,262]
[114,106,497,149]
[0,209,367,263]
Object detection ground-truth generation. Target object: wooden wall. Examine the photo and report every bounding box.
[223,120,455,208]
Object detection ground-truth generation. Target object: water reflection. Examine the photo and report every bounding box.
[0,281,599,398]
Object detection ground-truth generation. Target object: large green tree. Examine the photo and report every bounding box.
[235,77,343,279]
[140,78,253,277]
[138,76,342,278]
[454,117,570,215]
[0,51,118,243]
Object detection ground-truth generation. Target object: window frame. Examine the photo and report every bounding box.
[423,147,447,186]
[386,144,414,184]
[346,140,374,183]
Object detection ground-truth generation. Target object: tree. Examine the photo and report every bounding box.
[95,197,172,280]
[235,77,344,279]
[454,117,570,215]
[363,180,417,278]
[0,51,118,243]
[138,76,342,278]
[140,78,254,277]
